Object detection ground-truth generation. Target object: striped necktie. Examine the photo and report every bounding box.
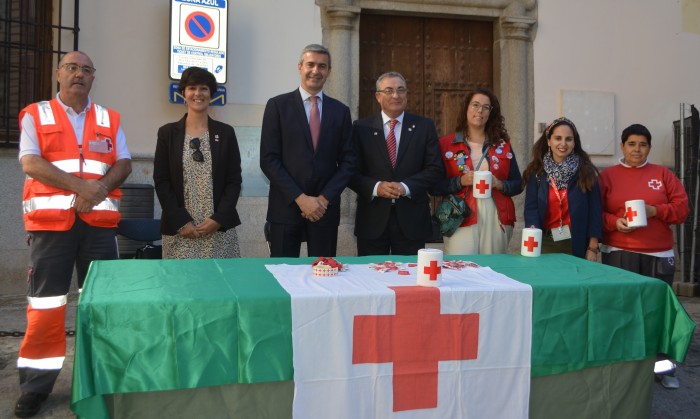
[386,119,398,168]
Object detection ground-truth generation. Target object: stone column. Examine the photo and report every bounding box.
[497,11,536,253]
[498,15,536,164]
[319,3,361,119]
[317,2,362,255]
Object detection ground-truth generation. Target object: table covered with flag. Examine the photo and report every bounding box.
[71,254,695,418]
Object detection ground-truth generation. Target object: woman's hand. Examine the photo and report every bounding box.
[460,171,474,187]
[178,222,200,239]
[645,204,657,218]
[195,218,221,237]
[492,177,504,191]
[585,239,599,262]
[615,217,635,233]
[585,249,598,262]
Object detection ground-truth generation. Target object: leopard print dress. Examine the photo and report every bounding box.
[162,131,241,259]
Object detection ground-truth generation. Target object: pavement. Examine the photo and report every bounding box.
[0,294,699,419]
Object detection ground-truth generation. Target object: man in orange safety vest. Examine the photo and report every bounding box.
[14,50,132,418]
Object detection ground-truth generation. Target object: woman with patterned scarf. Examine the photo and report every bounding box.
[522,117,602,260]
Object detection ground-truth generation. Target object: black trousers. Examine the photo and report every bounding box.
[357,207,424,256]
[269,221,338,257]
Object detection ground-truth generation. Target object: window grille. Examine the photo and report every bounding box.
[0,0,79,147]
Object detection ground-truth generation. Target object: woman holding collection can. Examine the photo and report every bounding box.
[599,123,688,282]
[522,117,602,260]
[433,88,522,255]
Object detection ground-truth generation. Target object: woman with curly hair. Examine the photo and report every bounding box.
[433,88,522,254]
[522,117,601,260]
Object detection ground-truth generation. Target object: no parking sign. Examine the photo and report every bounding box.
[170,0,228,83]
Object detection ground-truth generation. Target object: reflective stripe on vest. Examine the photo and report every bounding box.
[23,196,120,214]
[28,295,67,309]
[94,104,111,128]
[52,158,111,176]
[37,101,56,126]
[17,356,65,370]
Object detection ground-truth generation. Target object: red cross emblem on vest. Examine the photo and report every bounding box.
[523,235,539,252]
[352,286,479,411]
[625,206,638,222]
[475,179,490,195]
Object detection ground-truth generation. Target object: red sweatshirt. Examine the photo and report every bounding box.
[599,162,689,253]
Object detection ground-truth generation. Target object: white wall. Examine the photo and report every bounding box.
[79,0,322,155]
[534,0,700,167]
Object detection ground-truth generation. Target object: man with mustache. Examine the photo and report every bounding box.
[260,44,355,257]
[349,72,443,255]
[14,51,131,417]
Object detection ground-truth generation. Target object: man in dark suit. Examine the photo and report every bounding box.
[260,44,355,257]
[349,71,444,255]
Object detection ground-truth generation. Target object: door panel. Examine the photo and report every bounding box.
[359,15,424,119]
[359,13,493,137]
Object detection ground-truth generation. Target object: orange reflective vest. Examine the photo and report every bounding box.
[20,99,122,231]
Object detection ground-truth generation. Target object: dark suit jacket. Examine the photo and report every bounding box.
[349,113,444,240]
[260,89,355,226]
[524,171,602,258]
[153,114,242,235]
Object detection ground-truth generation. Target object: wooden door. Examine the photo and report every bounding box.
[359,14,493,137]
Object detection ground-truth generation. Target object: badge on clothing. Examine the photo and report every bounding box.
[88,137,113,153]
[551,225,571,241]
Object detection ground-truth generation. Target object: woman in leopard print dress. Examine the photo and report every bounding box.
[154,67,241,259]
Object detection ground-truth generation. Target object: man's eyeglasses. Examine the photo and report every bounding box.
[377,87,408,96]
[60,63,96,75]
[190,138,204,162]
[469,102,492,112]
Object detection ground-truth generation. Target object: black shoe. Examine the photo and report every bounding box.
[14,392,48,418]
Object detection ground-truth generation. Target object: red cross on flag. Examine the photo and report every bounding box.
[266,262,533,419]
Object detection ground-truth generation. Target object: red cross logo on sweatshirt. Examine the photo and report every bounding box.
[648,179,663,190]
[352,286,479,412]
